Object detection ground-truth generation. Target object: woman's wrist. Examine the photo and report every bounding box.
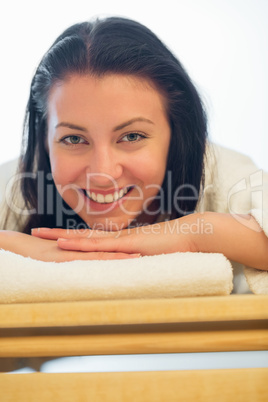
[0,230,22,253]
[187,212,268,269]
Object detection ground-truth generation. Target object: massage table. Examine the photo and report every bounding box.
[0,294,268,401]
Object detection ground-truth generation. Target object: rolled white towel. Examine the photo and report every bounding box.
[0,250,234,303]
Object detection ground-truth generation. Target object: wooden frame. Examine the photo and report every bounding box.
[0,294,268,401]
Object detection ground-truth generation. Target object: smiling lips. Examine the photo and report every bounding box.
[84,186,133,204]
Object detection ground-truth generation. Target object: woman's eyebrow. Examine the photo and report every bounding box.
[55,122,87,132]
[113,117,154,132]
[55,118,154,132]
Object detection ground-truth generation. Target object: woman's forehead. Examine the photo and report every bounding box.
[47,73,169,120]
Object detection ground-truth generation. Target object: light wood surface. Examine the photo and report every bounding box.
[0,295,268,358]
[1,294,268,328]
[1,327,268,357]
[1,295,267,401]
[1,369,268,402]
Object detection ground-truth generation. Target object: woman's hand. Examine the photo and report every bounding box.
[32,212,268,270]
[0,230,139,262]
[31,216,200,256]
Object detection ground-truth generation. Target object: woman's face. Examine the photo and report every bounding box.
[47,74,171,230]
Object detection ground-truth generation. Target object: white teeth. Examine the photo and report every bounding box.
[96,194,104,203]
[85,187,131,204]
[104,194,114,203]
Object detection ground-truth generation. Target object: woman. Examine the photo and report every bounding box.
[0,17,267,280]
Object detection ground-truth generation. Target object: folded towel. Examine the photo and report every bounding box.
[244,267,268,295]
[0,250,233,303]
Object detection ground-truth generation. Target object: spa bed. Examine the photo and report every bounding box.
[0,294,267,401]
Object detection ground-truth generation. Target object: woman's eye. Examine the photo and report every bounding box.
[120,133,145,143]
[61,136,86,145]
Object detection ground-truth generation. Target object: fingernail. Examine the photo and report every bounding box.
[32,227,51,232]
[58,238,69,242]
[129,254,141,258]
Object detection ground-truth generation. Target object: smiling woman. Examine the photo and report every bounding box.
[0,16,268,279]
[2,17,207,234]
[47,74,170,230]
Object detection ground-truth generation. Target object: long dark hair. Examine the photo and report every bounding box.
[6,17,207,233]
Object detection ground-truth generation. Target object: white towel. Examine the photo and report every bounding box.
[245,267,268,295]
[0,250,233,303]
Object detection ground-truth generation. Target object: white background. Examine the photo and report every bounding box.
[1,0,267,170]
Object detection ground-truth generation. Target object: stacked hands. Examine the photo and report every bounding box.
[30,216,199,262]
[2,212,267,269]
[1,215,204,263]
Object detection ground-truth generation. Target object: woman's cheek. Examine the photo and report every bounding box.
[137,153,166,184]
[50,152,81,185]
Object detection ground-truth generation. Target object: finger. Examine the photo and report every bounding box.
[31,228,92,240]
[57,235,138,254]
[61,251,140,261]
[31,227,122,240]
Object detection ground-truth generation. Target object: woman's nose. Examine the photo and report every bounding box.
[86,147,123,187]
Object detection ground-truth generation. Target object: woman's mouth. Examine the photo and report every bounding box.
[83,186,134,204]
